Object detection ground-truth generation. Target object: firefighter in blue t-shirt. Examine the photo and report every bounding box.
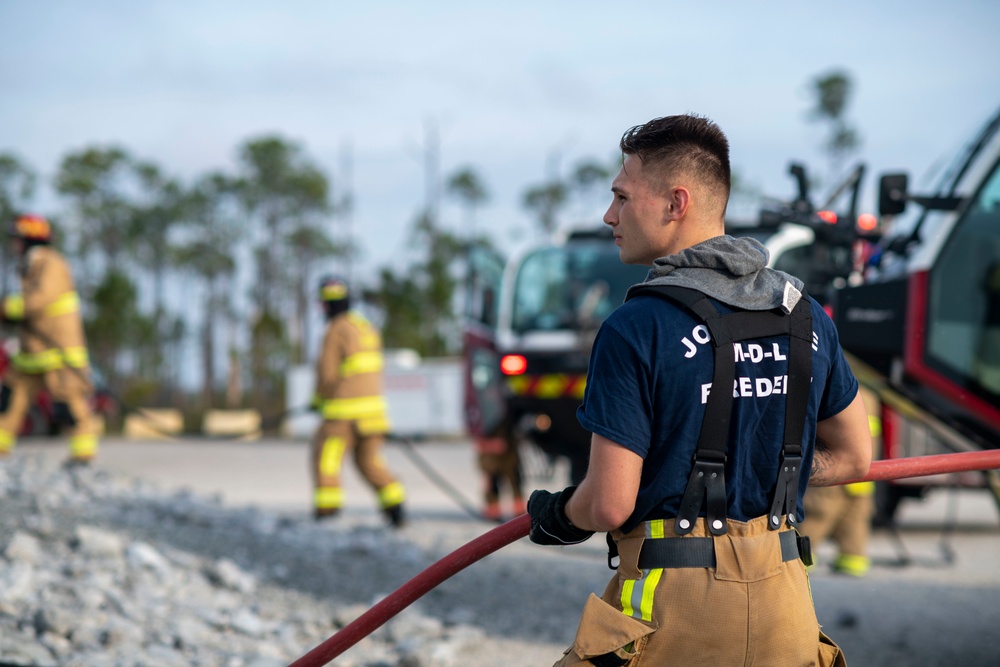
[527,114,872,666]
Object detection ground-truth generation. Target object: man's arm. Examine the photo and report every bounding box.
[810,390,872,486]
[563,433,643,532]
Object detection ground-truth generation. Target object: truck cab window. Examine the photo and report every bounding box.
[926,158,1000,399]
[511,244,647,333]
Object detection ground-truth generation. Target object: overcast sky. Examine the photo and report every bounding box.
[3,0,999,287]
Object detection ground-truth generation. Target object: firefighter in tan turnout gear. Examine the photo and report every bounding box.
[311,275,406,527]
[799,388,881,577]
[0,214,98,463]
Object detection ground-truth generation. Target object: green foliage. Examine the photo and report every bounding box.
[373,268,428,353]
[55,146,138,265]
[522,181,568,235]
[0,153,37,216]
[84,269,143,385]
[446,166,490,225]
[0,153,37,294]
[521,155,616,234]
[248,307,289,410]
[372,209,466,356]
[33,135,506,413]
[233,135,335,387]
[807,69,862,178]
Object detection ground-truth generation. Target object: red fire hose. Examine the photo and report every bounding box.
[288,449,1000,667]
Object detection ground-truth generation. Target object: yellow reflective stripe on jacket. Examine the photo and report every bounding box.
[3,293,24,321]
[340,351,384,377]
[44,291,81,317]
[13,346,89,373]
[321,396,388,420]
[621,519,665,622]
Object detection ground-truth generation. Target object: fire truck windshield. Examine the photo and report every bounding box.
[926,155,1000,402]
[510,241,648,333]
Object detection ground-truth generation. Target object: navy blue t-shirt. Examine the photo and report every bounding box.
[577,293,858,532]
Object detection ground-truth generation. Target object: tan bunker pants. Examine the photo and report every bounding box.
[311,419,404,512]
[555,515,845,667]
[0,367,98,460]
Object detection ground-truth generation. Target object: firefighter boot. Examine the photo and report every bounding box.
[483,500,503,522]
[384,503,406,529]
[314,507,341,522]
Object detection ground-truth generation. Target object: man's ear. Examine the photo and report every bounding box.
[666,186,691,221]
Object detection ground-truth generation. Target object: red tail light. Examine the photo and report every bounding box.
[817,210,838,224]
[857,213,878,231]
[500,354,528,375]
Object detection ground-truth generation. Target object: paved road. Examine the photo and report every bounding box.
[21,435,1000,666]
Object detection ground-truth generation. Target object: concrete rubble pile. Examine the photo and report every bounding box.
[0,455,493,667]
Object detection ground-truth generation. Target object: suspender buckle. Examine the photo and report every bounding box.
[768,452,802,530]
[675,455,728,536]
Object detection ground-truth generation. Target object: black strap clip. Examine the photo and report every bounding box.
[606,532,619,570]
[796,534,813,567]
[674,457,728,536]
[767,452,802,531]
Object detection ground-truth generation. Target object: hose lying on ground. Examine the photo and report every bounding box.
[287,448,1000,667]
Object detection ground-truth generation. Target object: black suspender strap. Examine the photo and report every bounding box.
[627,284,813,536]
[766,296,813,530]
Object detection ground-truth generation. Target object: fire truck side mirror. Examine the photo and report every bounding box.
[878,173,909,216]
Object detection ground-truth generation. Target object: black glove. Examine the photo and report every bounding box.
[527,486,594,546]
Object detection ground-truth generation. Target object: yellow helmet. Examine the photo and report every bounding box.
[318,274,349,302]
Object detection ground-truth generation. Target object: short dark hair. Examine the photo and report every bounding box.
[619,114,731,203]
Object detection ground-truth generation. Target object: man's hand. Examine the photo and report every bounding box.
[527,486,594,546]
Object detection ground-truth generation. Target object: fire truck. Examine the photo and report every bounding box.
[742,106,1000,523]
[832,105,1000,522]
[462,227,648,483]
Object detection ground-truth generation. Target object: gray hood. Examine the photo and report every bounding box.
[626,235,804,312]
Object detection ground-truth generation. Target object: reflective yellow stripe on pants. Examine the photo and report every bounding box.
[69,433,98,459]
[378,481,406,509]
[834,552,871,577]
[319,437,346,477]
[315,487,344,510]
[620,519,665,622]
[0,428,14,453]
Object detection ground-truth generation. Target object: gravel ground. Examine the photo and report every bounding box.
[4,445,998,667]
[0,451,592,667]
